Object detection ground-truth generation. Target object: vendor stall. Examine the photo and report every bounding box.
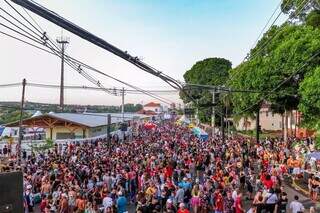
[192,127,209,141]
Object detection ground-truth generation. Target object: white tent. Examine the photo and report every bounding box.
[32,111,42,117]
[178,115,191,124]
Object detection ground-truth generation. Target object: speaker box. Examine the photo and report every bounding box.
[0,171,24,212]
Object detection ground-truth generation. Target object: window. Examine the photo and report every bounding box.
[272,123,274,126]
[155,108,158,112]
[266,111,269,117]
[272,112,274,117]
[56,133,75,139]
[279,122,282,128]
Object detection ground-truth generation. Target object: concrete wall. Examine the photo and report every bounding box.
[45,126,88,140]
[144,106,162,113]
[235,107,283,131]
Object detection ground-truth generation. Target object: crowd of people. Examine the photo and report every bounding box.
[1,121,319,213]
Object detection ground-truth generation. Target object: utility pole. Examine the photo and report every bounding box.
[256,107,260,144]
[121,87,125,122]
[56,36,69,110]
[195,99,199,126]
[107,114,111,144]
[18,79,26,167]
[211,90,216,137]
[221,107,225,144]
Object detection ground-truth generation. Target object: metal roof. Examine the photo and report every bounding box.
[49,113,150,128]
[5,113,151,128]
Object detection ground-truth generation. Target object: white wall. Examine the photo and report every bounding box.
[144,106,162,113]
[235,108,284,131]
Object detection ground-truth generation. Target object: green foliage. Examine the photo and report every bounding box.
[180,58,232,123]
[0,109,31,125]
[306,10,320,28]
[281,0,320,21]
[30,138,54,154]
[124,104,143,112]
[229,24,320,116]
[299,67,320,130]
[315,136,320,150]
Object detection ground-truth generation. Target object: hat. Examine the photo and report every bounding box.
[167,199,172,204]
[179,203,185,208]
[26,185,32,190]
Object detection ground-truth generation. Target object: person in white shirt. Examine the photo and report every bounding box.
[289,195,305,213]
[103,193,113,208]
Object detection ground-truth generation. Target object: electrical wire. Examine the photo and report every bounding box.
[250,1,282,50]
[0,3,175,105]
[229,0,309,83]
[231,49,320,117]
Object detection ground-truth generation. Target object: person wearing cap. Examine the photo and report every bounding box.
[116,191,127,213]
[164,199,177,213]
[177,203,189,213]
[24,185,34,213]
[178,177,192,192]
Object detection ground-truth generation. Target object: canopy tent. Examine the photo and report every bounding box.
[144,122,157,130]
[32,111,43,117]
[306,152,320,160]
[176,115,191,125]
[192,127,209,141]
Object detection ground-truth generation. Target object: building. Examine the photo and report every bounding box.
[236,104,283,131]
[136,109,157,116]
[235,103,315,138]
[143,102,163,114]
[6,112,150,140]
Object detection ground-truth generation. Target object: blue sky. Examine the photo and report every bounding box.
[0,0,285,105]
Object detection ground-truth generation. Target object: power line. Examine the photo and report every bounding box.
[232,49,320,116]
[0,6,175,105]
[250,1,282,50]
[229,0,309,83]
[11,0,182,90]
[0,83,21,88]
[0,82,178,94]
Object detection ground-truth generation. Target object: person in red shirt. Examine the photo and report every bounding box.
[177,203,190,213]
[235,193,245,213]
[263,174,274,190]
[214,190,224,213]
[39,195,47,213]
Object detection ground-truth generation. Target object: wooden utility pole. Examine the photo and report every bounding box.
[107,114,111,143]
[121,88,125,122]
[256,107,260,144]
[56,36,69,110]
[211,90,216,137]
[18,79,26,166]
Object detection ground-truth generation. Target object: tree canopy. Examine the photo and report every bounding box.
[228,24,320,116]
[299,67,320,130]
[180,57,232,123]
[281,0,320,21]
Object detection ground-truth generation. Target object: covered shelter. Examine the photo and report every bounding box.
[6,113,150,140]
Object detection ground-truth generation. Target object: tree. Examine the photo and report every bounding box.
[229,24,320,115]
[30,138,54,154]
[180,58,232,123]
[0,109,31,125]
[123,103,143,112]
[298,67,320,130]
[306,10,320,28]
[281,0,320,21]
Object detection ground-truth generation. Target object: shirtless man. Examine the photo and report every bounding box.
[41,179,51,196]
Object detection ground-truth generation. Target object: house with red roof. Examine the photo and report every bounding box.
[143,102,162,114]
